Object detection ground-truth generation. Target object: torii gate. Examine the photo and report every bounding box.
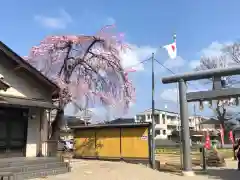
[161,66,240,176]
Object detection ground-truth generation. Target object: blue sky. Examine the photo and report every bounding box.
[1,0,240,120]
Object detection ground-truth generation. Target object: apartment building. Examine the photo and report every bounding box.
[135,108,205,139]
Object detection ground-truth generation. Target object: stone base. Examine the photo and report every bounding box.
[206,149,225,167]
[181,171,195,176]
[182,171,195,176]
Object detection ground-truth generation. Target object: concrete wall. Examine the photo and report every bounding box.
[26,108,41,157]
[26,108,49,157]
[41,110,50,156]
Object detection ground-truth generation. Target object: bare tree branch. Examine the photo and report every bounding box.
[25,26,135,139]
[224,42,240,64]
[195,54,235,130]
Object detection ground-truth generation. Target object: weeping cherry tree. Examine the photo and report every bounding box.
[25,25,135,139]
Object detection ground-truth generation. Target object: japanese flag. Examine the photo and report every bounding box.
[163,35,177,59]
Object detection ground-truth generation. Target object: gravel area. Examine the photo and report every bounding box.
[34,159,240,180]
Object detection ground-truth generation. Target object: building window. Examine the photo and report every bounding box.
[156,130,161,135]
[136,115,145,122]
[162,118,165,124]
[155,114,159,124]
[162,114,165,119]
[163,130,166,135]
[215,124,221,129]
[147,114,151,119]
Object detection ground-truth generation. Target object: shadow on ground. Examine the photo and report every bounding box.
[195,168,240,180]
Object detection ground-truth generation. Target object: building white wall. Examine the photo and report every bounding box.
[26,108,41,157]
[41,109,50,156]
[135,109,205,139]
[26,108,49,157]
[0,48,55,158]
[0,54,52,101]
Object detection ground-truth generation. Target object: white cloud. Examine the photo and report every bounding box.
[163,56,186,69]
[189,41,233,69]
[120,44,157,71]
[160,88,178,103]
[105,17,116,25]
[34,9,72,29]
[189,60,200,69]
[200,41,225,57]
[160,87,206,103]
[155,56,186,74]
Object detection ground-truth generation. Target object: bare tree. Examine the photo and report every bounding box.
[195,43,240,145]
[223,42,240,85]
[195,55,232,130]
[224,42,240,64]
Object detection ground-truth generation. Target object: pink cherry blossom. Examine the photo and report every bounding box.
[25,25,136,114]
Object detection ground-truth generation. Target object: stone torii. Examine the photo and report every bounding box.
[162,66,240,176]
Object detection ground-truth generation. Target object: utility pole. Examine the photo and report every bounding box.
[151,53,156,169]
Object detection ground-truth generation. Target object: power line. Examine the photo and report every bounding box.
[154,58,200,90]
[122,57,152,72]
[154,58,175,74]
[121,55,200,90]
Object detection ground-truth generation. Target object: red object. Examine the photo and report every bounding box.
[229,131,234,144]
[220,124,225,146]
[205,131,211,150]
[125,68,137,73]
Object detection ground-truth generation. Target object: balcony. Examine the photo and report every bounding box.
[145,118,152,123]
[167,120,179,126]
[155,124,166,129]
[189,123,196,127]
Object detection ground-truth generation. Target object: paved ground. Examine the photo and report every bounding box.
[34,159,240,180]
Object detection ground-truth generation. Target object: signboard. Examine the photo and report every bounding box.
[141,135,148,140]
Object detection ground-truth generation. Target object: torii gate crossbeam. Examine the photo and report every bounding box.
[161,66,240,176]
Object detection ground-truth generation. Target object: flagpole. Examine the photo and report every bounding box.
[150,34,176,169]
[151,52,156,169]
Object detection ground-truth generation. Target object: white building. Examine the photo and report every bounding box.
[0,41,60,158]
[135,108,205,139]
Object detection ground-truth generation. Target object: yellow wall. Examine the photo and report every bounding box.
[74,129,96,157]
[96,128,121,158]
[121,127,149,158]
[74,126,149,159]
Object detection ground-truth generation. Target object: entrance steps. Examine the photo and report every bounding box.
[0,157,71,179]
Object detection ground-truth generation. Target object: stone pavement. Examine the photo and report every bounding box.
[197,159,240,180]
[33,159,240,180]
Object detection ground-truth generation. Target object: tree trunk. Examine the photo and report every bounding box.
[223,129,230,144]
[48,109,64,156]
[219,121,230,146]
